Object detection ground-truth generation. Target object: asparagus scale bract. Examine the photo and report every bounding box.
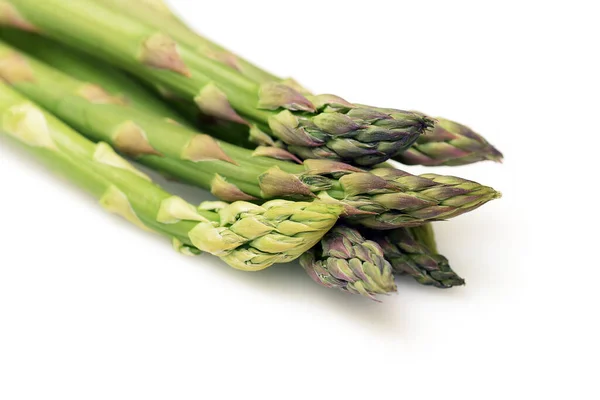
[0,0,435,167]
[0,82,342,271]
[0,36,500,229]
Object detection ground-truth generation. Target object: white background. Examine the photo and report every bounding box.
[1,0,599,399]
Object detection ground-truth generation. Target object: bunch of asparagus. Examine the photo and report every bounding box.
[0,0,502,300]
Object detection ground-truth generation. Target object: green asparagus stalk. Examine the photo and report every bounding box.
[370,224,465,288]
[89,0,503,167]
[0,27,188,122]
[93,0,280,85]
[0,0,435,167]
[0,37,500,229]
[300,225,397,300]
[0,81,342,271]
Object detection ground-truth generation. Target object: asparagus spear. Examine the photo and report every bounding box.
[370,224,465,288]
[89,0,503,167]
[0,81,342,271]
[0,0,435,167]
[301,225,397,300]
[0,38,500,229]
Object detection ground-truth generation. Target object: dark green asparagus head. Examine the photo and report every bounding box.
[371,225,465,288]
[395,117,503,166]
[300,225,397,300]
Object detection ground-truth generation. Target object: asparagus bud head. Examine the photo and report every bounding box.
[301,225,397,300]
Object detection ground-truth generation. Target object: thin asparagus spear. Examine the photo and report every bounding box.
[301,225,397,300]
[0,82,342,271]
[0,0,434,167]
[0,38,500,229]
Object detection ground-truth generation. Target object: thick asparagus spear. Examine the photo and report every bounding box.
[301,226,397,300]
[0,0,435,167]
[90,0,503,167]
[370,224,465,288]
[0,38,500,229]
[0,82,342,271]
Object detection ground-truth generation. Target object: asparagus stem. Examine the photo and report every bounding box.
[0,82,342,271]
[1,0,434,167]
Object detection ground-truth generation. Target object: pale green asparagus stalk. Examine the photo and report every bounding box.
[301,225,397,300]
[0,81,342,271]
[0,36,500,229]
[0,0,435,167]
[90,0,503,167]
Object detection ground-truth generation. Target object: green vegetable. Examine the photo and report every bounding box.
[0,36,500,229]
[91,0,503,167]
[0,0,434,166]
[0,81,342,271]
